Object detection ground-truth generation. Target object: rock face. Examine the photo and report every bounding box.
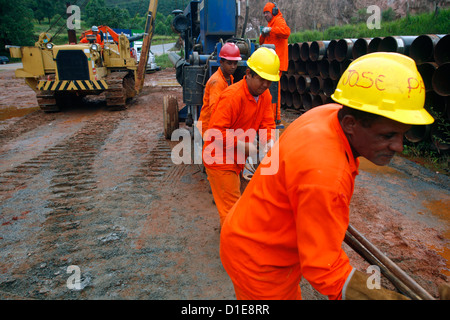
[238,0,449,37]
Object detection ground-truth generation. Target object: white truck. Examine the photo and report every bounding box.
[134,41,160,72]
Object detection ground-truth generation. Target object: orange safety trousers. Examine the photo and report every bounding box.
[205,167,241,227]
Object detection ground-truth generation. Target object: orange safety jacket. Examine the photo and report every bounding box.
[197,68,233,137]
[220,104,358,300]
[203,77,275,174]
[259,6,291,72]
[80,34,104,47]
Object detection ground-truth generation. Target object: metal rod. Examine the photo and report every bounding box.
[347,224,435,300]
[344,231,421,300]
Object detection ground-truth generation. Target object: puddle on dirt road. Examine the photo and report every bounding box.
[359,157,450,276]
[0,106,40,121]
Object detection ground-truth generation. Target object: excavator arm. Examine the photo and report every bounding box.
[79,25,120,44]
[135,0,159,92]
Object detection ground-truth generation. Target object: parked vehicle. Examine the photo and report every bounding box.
[134,41,160,72]
[0,56,9,64]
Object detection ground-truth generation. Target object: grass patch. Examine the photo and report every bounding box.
[401,143,449,176]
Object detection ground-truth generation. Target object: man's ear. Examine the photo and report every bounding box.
[340,114,358,136]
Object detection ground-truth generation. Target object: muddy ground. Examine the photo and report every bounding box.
[0,67,448,300]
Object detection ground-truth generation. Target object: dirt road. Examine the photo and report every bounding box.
[0,67,448,300]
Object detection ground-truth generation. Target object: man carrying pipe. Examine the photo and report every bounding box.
[259,2,290,124]
[219,52,437,300]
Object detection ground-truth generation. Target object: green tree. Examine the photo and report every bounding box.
[84,0,131,28]
[0,0,35,53]
[382,8,396,22]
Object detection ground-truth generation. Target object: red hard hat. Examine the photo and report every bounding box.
[219,42,242,61]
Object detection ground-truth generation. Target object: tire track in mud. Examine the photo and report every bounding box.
[0,111,57,145]
[0,111,127,298]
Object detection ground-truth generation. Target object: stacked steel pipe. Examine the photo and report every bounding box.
[282,34,450,152]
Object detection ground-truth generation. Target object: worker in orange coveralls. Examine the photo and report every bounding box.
[259,2,290,123]
[80,26,104,46]
[197,42,242,138]
[220,52,436,300]
[202,47,279,228]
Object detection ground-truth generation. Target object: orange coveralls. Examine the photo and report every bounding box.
[197,68,233,137]
[203,77,275,227]
[220,104,358,299]
[259,2,291,121]
[80,34,103,46]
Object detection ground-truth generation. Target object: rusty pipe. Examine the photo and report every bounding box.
[417,62,437,92]
[288,60,296,74]
[378,35,418,55]
[312,94,324,108]
[335,38,356,62]
[310,76,323,95]
[302,93,313,111]
[352,38,371,59]
[323,78,337,97]
[329,60,341,80]
[368,37,383,53]
[432,62,450,96]
[405,124,431,143]
[346,224,435,300]
[318,59,329,78]
[300,42,311,62]
[306,60,319,77]
[297,75,311,94]
[327,39,337,61]
[288,43,293,62]
[280,73,289,92]
[292,91,302,109]
[310,40,329,61]
[284,90,293,107]
[434,34,450,66]
[410,34,444,64]
[292,42,302,62]
[295,60,307,75]
[288,74,299,93]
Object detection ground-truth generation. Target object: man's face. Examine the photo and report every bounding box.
[264,11,273,22]
[246,70,272,96]
[220,59,238,78]
[349,117,411,166]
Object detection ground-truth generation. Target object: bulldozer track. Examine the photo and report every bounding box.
[105,71,136,111]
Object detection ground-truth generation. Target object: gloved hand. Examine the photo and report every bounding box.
[262,27,271,35]
[263,139,275,155]
[343,270,410,300]
[439,283,450,300]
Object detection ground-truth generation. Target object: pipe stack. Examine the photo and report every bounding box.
[282,34,449,152]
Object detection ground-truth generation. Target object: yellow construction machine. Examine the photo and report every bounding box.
[6,0,158,112]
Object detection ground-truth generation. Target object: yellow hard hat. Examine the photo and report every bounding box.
[331,52,434,125]
[247,47,280,82]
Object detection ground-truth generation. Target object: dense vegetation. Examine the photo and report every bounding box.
[0,0,186,53]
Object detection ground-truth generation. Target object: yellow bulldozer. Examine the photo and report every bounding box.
[6,0,158,112]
